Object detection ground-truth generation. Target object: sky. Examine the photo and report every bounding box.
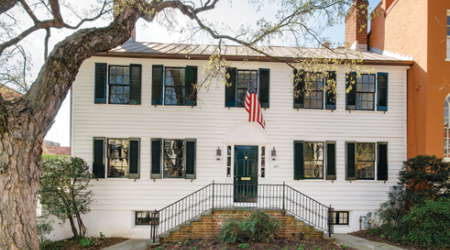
[8,0,380,147]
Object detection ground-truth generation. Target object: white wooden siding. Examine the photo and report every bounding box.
[70,56,408,238]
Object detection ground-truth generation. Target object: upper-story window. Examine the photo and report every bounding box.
[447,10,450,59]
[346,72,388,111]
[94,63,142,105]
[152,65,198,106]
[225,68,270,108]
[293,71,336,110]
[444,96,450,157]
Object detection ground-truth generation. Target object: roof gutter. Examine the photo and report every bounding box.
[93,52,414,66]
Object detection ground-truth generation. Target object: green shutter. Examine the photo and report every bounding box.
[346,141,357,181]
[129,64,142,104]
[259,68,270,108]
[94,63,107,104]
[92,137,105,178]
[294,141,305,180]
[377,73,388,111]
[325,141,336,180]
[151,138,162,179]
[185,138,196,179]
[293,69,304,109]
[346,72,356,110]
[128,138,140,179]
[225,67,236,107]
[325,71,336,110]
[152,65,163,105]
[377,142,388,181]
[185,66,198,106]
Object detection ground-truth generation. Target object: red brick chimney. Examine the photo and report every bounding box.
[345,0,369,51]
[114,0,136,41]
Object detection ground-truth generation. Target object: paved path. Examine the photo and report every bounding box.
[102,234,406,250]
[333,234,406,250]
[101,239,150,250]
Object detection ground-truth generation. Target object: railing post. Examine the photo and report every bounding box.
[328,205,333,238]
[282,182,285,214]
[150,209,157,243]
[212,181,215,211]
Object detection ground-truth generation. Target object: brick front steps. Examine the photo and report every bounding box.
[159,209,324,243]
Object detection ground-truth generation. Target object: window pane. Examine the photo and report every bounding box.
[107,139,129,177]
[164,68,186,105]
[109,66,131,104]
[163,140,185,178]
[236,70,257,107]
[356,143,375,179]
[304,142,324,179]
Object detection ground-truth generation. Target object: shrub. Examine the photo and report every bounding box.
[399,197,450,248]
[37,215,53,243]
[219,211,282,244]
[39,155,93,238]
[398,155,450,205]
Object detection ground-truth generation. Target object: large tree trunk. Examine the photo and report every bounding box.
[0,5,141,249]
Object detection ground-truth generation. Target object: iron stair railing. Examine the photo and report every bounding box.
[150,182,333,243]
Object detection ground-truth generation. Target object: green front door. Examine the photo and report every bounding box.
[234,146,258,202]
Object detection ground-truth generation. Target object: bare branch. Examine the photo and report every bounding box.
[44,28,50,61]
[19,0,38,24]
[49,0,64,28]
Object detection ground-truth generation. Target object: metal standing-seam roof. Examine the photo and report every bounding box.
[94,40,413,66]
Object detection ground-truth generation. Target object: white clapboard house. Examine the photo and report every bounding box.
[64,38,412,240]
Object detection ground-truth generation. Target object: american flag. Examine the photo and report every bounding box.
[245,78,266,129]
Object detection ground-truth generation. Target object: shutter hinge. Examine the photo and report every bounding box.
[134,178,137,182]
[384,180,387,184]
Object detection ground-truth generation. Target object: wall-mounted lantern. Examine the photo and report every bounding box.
[216,147,221,160]
[271,147,276,161]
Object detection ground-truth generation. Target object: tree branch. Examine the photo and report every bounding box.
[19,0,38,24]
[44,27,50,61]
[48,0,63,28]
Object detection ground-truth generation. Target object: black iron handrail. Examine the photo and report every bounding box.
[150,182,332,243]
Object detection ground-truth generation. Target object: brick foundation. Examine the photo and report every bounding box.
[159,209,323,243]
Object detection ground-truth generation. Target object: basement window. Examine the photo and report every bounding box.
[331,211,349,225]
[135,211,159,226]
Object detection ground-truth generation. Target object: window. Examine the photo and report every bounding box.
[346,73,378,111]
[304,142,324,179]
[227,146,231,177]
[225,68,270,108]
[94,63,141,104]
[346,141,388,181]
[92,137,140,179]
[152,65,197,106]
[135,211,159,226]
[163,139,185,178]
[151,138,196,179]
[331,211,349,225]
[445,96,450,157]
[293,71,336,110]
[293,141,336,180]
[261,146,266,178]
[447,11,450,59]
[356,143,375,180]
[109,66,130,104]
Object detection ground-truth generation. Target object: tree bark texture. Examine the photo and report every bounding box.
[0,5,142,249]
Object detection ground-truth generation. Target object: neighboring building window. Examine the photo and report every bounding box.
[356,143,375,180]
[304,73,324,109]
[151,138,197,179]
[331,211,349,225]
[151,65,198,106]
[445,96,450,157]
[163,139,185,178]
[135,211,159,225]
[346,73,376,111]
[304,142,324,179]
[225,68,270,108]
[293,71,336,110]
[447,11,450,59]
